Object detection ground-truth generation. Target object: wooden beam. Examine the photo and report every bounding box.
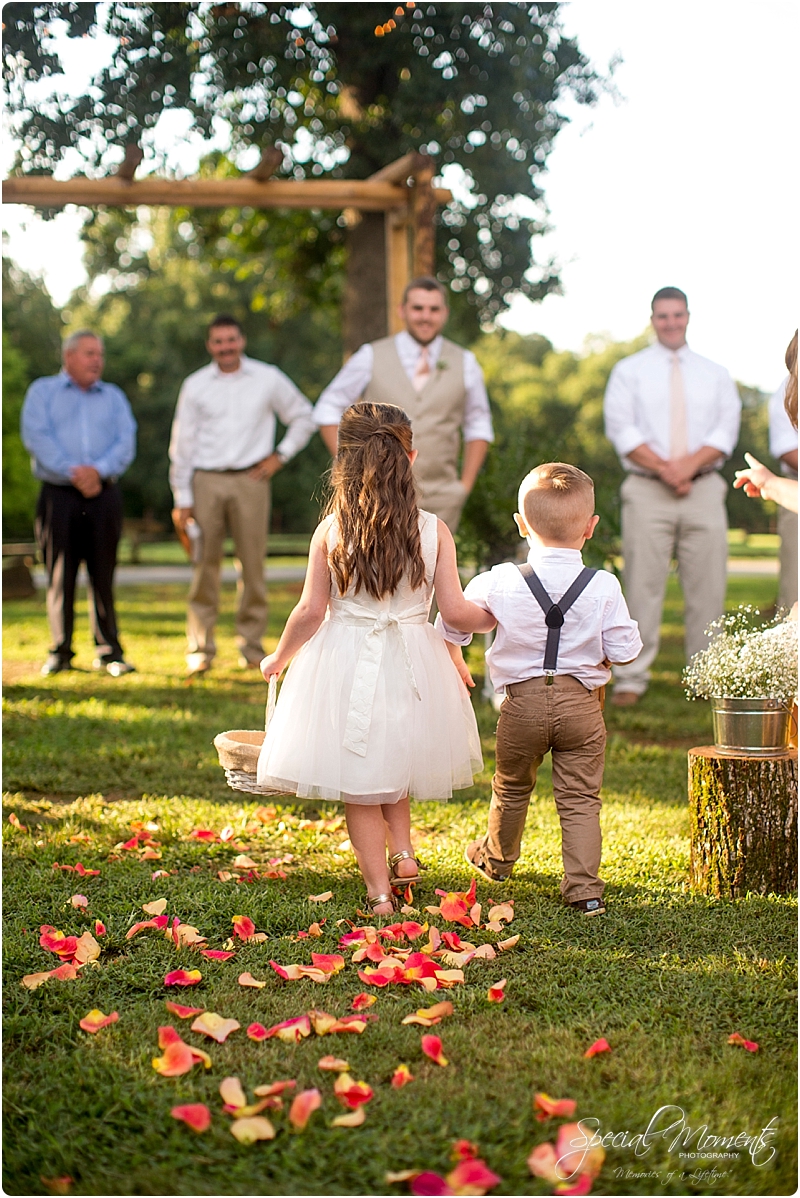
[385,207,410,334]
[2,174,451,211]
[368,153,417,185]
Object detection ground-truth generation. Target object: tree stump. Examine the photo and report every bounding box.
[688,746,798,897]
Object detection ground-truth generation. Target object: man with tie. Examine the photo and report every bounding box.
[313,277,493,532]
[603,287,741,705]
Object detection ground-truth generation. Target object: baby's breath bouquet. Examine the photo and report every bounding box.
[684,606,798,703]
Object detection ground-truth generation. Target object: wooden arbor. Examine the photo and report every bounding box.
[2,151,450,350]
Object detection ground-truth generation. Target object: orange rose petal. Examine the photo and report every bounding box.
[728,1033,759,1052]
[190,1012,241,1043]
[247,1023,269,1041]
[220,1076,247,1108]
[583,1038,611,1058]
[261,1015,312,1042]
[94,920,106,936]
[527,1142,559,1182]
[165,1001,205,1018]
[497,934,520,952]
[333,1072,374,1109]
[331,1105,366,1128]
[318,1055,350,1072]
[171,1103,211,1133]
[288,1088,322,1130]
[230,1116,276,1144]
[79,1008,119,1034]
[421,1034,449,1066]
[253,1080,297,1097]
[126,919,160,941]
[152,1040,196,1077]
[446,1159,502,1193]
[534,1092,578,1121]
[164,969,202,986]
[200,950,235,961]
[554,1122,605,1185]
[73,931,101,965]
[311,952,346,974]
[308,892,333,902]
[351,992,378,1011]
[238,972,267,989]
[487,978,507,1003]
[232,915,256,940]
[39,1178,72,1194]
[142,899,168,916]
[391,1063,414,1088]
[451,1140,479,1162]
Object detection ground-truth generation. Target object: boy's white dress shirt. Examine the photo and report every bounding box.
[437,546,642,693]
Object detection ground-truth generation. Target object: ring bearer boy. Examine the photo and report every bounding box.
[437,463,642,915]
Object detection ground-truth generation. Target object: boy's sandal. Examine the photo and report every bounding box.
[388,850,426,891]
[366,891,398,915]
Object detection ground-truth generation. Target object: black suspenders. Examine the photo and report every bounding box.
[518,564,597,683]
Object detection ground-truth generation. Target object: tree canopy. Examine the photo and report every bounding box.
[4,2,601,326]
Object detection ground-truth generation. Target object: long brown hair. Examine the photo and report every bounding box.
[785,330,798,431]
[327,402,425,599]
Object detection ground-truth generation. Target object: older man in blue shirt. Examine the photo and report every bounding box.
[21,330,137,676]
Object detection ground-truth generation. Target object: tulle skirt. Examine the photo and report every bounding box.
[256,619,482,804]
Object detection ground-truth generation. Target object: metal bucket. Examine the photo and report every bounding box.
[710,696,793,756]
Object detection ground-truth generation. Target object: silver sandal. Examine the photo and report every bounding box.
[388,850,425,891]
[366,891,398,914]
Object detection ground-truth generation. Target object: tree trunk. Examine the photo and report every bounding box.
[343,212,388,356]
[688,746,798,897]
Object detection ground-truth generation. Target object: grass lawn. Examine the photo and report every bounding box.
[2,572,796,1197]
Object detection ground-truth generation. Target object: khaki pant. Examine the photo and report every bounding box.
[477,675,606,902]
[613,472,728,696]
[778,503,798,611]
[188,470,271,666]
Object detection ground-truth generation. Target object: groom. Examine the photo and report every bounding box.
[313,277,493,532]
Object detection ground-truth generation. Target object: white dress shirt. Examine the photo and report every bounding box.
[436,546,642,692]
[768,377,797,475]
[604,341,741,472]
[169,355,315,508]
[313,330,494,443]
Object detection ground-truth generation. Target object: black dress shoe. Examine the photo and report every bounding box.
[41,656,73,676]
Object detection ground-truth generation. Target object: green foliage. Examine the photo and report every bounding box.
[1,259,64,539]
[4,3,601,324]
[2,574,796,1195]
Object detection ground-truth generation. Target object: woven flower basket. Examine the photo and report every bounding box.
[214,676,283,795]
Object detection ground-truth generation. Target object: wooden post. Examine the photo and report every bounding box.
[688,746,798,897]
[385,207,410,334]
[410,153,437,277]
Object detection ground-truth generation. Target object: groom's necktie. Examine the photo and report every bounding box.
[412,345,432,393]
[669,352,689,459]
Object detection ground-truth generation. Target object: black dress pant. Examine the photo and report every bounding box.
[35,482,124,663]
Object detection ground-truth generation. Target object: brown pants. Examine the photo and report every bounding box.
[479,675,606,902]
[188,469,271,666]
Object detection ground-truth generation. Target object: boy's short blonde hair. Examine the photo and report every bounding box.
[518,463,595,542]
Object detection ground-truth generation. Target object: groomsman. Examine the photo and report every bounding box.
[604,287,741,704]
[313,276,493,532]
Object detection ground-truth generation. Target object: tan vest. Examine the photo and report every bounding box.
[363,337,467,531]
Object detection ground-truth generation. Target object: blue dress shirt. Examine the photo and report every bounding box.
[21,371,137,485]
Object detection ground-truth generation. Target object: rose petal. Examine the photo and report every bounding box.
[220,1076,247,1108]
[247,1023,269,1041]
[318,1055,350,1072]
[446,1159,502,1194]
[527,1142,559,1182]
[350,992,378,1011]
[142,899,168,916]
[451,1140,479,1162]
[487,979,507,1003]
[497,934,520,952]
[126,919,160,941]
[534,1092,578,1121]
[402,1001,454,1026]
[238,972,267,989]
[311,953,346,974]
[308,892,333,902]
[70,894,88,909]
[219,825,235,842]
[727,1033,759,1052]
[164,969,203,986]
[554,1123,605,1184]
[200,950,236,961]
[79,1008,119,1034]
[288,1088,322,1130]
[410,1173,454,1196]
[232,854,257,868]
[40,1178,72,1194]
[421,1034,449,1066]
[486,901,514,924]
[191,1012,241,1043]
[253,1080,296,1097]
[171,1103,211,1133]
[391,1063,414,1088]
[93,920,106,936]
[331,1106,366,1128]
[152,1039,197,1077]
[73,931,101,965]
[583,1038,611,1058]
[230,1116,276,1144]
[232,915,256,940]
[262,1015,312,1042]
[165,1001,205,1018]
[333,1072,374,1109]
[189,829,217,841]
[21,961,82,990]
